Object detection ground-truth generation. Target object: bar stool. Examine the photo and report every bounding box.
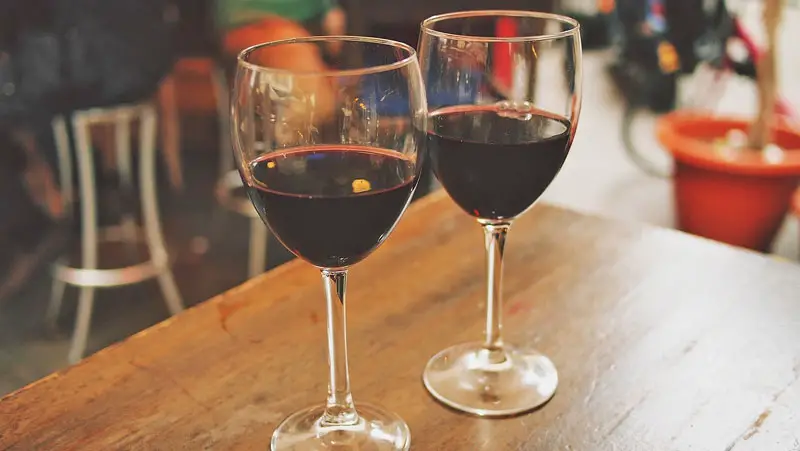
[211,64,269,278]
[48,102,184,364]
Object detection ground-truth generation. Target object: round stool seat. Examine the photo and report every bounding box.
[215,169,259,218]
[53,224,176,287]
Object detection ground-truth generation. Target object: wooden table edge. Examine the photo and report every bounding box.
[3,189,793,404]
[0,189,453,404]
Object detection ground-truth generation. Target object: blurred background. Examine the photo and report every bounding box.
[0,0,798,395]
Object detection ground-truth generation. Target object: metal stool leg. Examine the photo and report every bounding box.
[214,64,270,279]
[248,218,268,278]
[157,74,184,191]
[114,111,138,247]
[212,65,233,179]
[139,106,184,315]
[47,269,68,327]
[68,113,98,364]
[46,116,73,326]
[53,116,74,209]
[210,65,235,241]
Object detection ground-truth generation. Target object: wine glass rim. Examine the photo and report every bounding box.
[237,35,418,77]
[421,10,580,43]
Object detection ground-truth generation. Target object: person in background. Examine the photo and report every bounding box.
[214,0,435,198]
[216,0,346,56]
[215,0,346,130]
[0,0,178,299]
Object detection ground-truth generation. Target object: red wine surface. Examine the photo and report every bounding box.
[427,105,572,220]
[245,146,416,268]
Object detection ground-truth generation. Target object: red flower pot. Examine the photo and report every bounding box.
[657,112,800,252]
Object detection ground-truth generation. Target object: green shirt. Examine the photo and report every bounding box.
[216,0,336,30]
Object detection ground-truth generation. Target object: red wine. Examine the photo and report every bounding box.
[244,146,417,268]
[427,105,572,220]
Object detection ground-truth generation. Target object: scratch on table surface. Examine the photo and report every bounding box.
[128,360,211,413]
[682,339,698,355]
[583,363,599,406]
[724,408,773,451]
[517,422,552,450]
[207,404,284,444]
[669,396,713,445]
[583,377,597,405]
[604,405,635,439]
[724,361,800,451]
[508,301,532,316]
[772,358,800,403]
[603,392,649,440]
[217,301,248,335]
[742,409,771,440]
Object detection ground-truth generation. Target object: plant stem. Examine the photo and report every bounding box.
[749,0,783,150]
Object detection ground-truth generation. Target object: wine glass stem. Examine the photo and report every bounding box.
[482,223,510,351]
[320,269,358,426]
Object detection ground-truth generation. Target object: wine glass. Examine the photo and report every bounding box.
[232,36,426,450]
[418,11,582,416]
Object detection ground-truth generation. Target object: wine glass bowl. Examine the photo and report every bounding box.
[418,10,582,417]
[232,36,425,450]
[234,38,426,271]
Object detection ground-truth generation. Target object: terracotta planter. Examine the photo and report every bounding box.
[793,188,800,219]
[657,112,800,252]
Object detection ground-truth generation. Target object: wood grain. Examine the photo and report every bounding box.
[2,191,800,450]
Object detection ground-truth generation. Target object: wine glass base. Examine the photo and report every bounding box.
[270,403,410,451]
[422,342,558,417]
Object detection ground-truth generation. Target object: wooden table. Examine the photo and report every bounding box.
[2,192,800,450]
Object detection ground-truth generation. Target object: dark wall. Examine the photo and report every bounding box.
[173,0,216,55]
